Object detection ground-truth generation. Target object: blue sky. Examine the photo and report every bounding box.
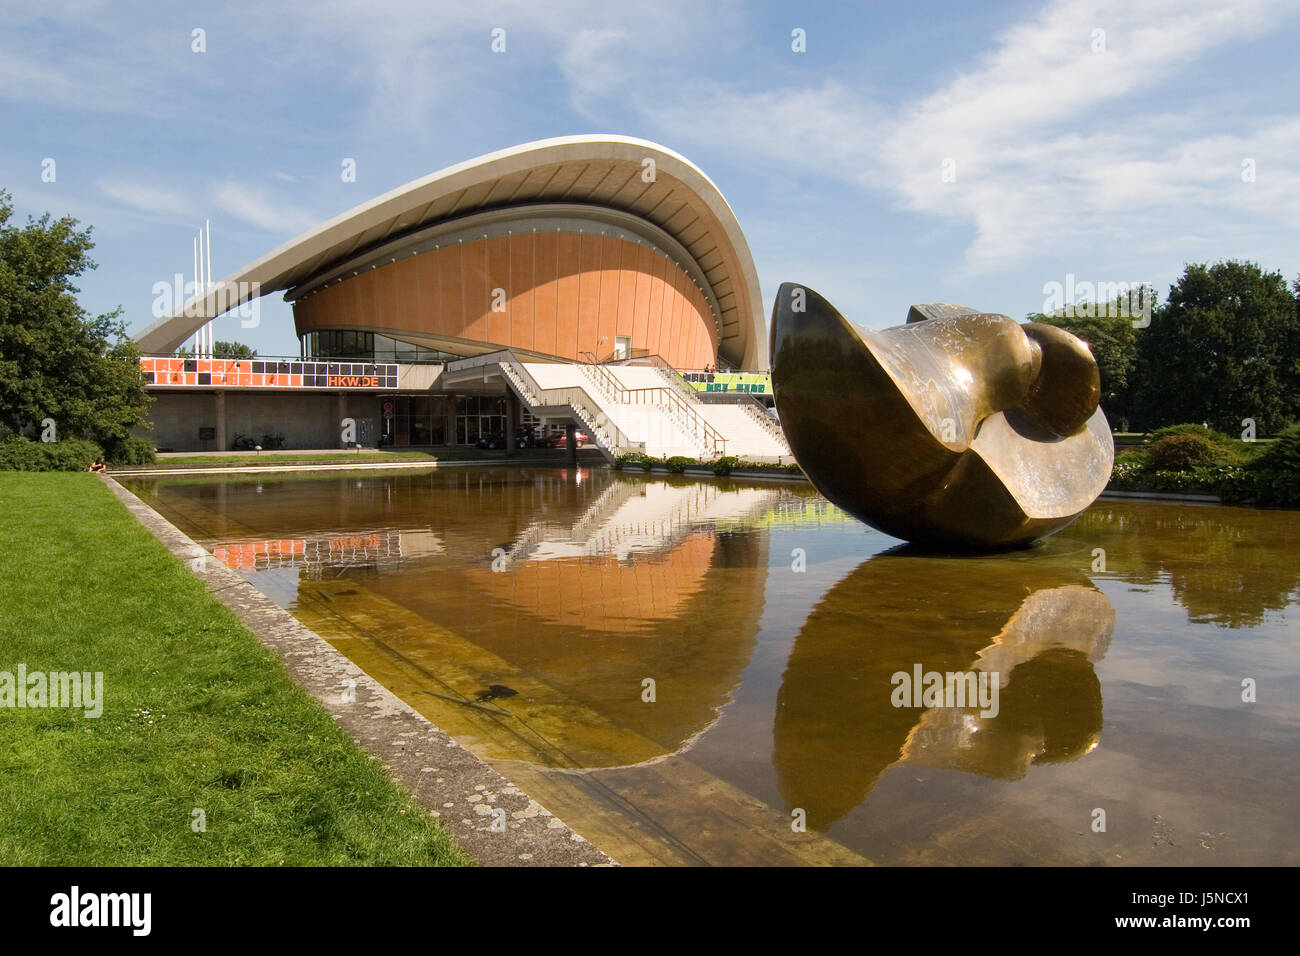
[3,0,1298,359]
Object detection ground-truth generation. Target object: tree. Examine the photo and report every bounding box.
[1131,261,1299,435]
[0,189,151,456]
[1027,297,1142,431]
[176,340,257,359]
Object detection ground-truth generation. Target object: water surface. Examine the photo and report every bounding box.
[124,467,1300,865]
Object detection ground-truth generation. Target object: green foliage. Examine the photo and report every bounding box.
[177,341,257,360]
[665,455,691,474]
[0,190,152,450]
[1109,425,1299,508]
[1030,307,1140,428]
[1146,423,1233,445]
[612,452,657,471]
[712,455,740,476]
[1132,261,1300,434]
[104,433,156,465]
[1256,424,1300,473]
[0,435,101,471]
[1147,433,1217,471]
[1236,425,1300,507]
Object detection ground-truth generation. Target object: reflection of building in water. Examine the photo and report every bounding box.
[773,554,1115,831]
[212,529,443,576]
[286,473,789,768]
[470,481,787,633]
[504,478,791,563]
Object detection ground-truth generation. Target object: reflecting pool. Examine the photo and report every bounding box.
[122,467,1300,865]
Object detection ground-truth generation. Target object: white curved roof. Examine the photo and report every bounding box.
[135,135,767,368]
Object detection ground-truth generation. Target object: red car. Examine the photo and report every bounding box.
[546,430,590,447]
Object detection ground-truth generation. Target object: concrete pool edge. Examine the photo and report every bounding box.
[100,474,614,868]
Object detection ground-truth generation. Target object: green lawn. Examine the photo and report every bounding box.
[0,472,472,866]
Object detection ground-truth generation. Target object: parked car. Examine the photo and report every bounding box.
[547,430,590,448]
[475,434,507,450]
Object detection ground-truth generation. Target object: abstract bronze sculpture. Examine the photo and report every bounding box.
[770,283,1113,549]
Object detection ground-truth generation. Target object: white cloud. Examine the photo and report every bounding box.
[583,0,1300,279]
[99,180,194,220]
[211,181,318,235]
[876,0,1296,273]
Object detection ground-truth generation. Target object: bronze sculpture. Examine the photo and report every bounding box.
[770,283,1113,549]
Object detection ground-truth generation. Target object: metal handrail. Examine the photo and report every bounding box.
[692,389,788,449]
[650,364,702,404]
[579,362,727,457]
[498,360,644,457]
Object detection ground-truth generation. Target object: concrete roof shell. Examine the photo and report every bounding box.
[134,135,767,369]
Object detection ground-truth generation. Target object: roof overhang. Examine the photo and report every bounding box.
[134,135,766,368]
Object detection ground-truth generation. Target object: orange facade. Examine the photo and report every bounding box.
[140,357,301,388]
[293,232,719,369]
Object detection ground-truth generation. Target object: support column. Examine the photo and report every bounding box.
[337,392,348,448]
[215,391,226,451]
[565,422,577,468]
[505,392,517,457]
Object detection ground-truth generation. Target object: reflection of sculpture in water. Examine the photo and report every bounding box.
[770,284,1114,549]
[773,551,1114,831]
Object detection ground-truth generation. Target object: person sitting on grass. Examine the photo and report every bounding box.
[88,457,106,473]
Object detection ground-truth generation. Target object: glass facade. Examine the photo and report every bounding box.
[306,330,460,364]
[383,395,449,447]
[455,396,507,445]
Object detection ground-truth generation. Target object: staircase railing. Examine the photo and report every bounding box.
[498,360,644,458]
[578,363,727,457]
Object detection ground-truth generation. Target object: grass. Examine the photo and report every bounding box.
[0,472,473,866]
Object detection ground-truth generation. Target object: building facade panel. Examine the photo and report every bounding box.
[292,231,719,368]
[555,232,583,359]
[532,231,559,357]
[508,232,535,350]
[576,235,602,360]
[487,236,512,347]
[646,251,667,361]
[462,240,491,345]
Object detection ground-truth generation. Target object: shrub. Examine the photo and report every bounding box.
[1147,433,1216,471]
[104,433,156,466]
[1242,425,1300,507]
[1146,423,1232,445]
[665,456,692,474]
[0,435,102,471]
[1256,424,1300,473]
[712,455,739,476]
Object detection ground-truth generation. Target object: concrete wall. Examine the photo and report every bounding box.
[139,390,382,452]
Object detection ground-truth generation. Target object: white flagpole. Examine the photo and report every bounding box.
[204,219,213,357]
[192,235,201,356]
